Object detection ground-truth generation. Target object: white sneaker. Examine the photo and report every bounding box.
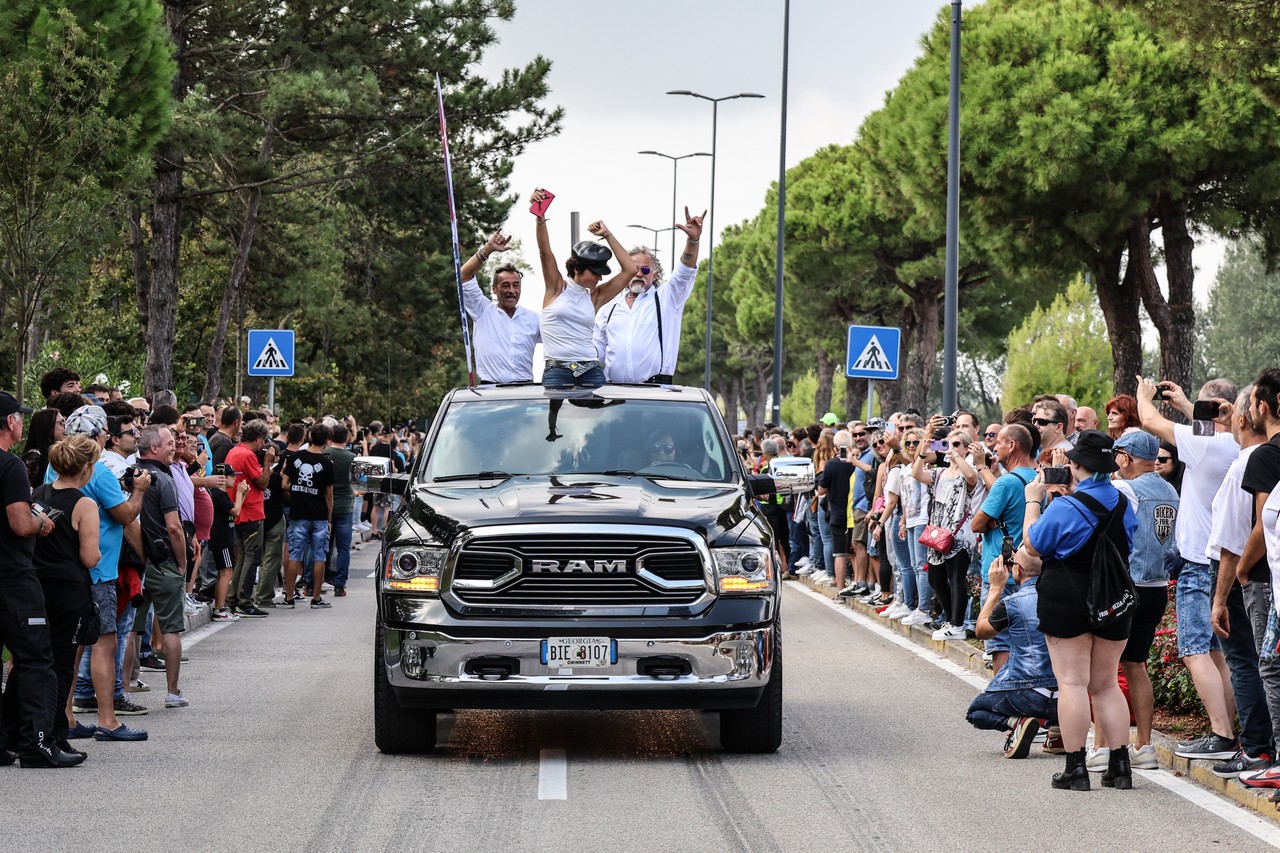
[895,607,915,622]
[943,626,968,640]
[165,691,190,708]
[796,564,816,576]
[888,602,911,619]
[810,571,833,584]
[796,556,811,569]
[130,678,150,693]
[211,608,240,622]
[1131,744,1158,770]
[1086,746,1111,772]
[930,623,954,640]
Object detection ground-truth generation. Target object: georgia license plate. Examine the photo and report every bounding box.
[541,636,616,669]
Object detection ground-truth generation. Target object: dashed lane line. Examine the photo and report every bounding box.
[538,748,567,800]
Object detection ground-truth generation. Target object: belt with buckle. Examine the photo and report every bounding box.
[545,358,600,378]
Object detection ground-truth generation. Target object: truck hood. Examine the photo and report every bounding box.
[394,474,761,548]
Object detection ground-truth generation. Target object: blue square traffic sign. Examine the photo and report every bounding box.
[846,325,900,380]
[247,329,294,377]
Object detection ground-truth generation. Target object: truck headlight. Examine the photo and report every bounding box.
[712,547,774,594]
[384,545,446,594]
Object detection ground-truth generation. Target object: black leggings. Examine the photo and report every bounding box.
[876,528,893,595]
[928,550,970,627]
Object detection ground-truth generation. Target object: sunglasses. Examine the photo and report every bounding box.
[1157,456,1173,463]
[874,439,887,446]
[639,265,652,275]
[851,431,867,438]
[950,440,966,448]
[652,443,674,453]
[984,432,998,438]
[1032,417,1059,427]
[904,440,920,447]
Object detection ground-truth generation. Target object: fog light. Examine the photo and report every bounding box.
[387,576,440,592]
[402,643,424,679]
[719,576,770,593]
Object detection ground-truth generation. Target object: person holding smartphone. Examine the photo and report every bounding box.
[530,189,637,389]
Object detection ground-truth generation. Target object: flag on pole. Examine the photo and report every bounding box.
[436,73,475,386]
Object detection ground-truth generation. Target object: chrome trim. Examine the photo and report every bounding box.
[442,523,714,615]
[385,626,773,691]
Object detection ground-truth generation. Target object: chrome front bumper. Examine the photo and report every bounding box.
[384,626,774,698]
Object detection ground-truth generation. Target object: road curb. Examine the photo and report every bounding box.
[791,575,1280,823]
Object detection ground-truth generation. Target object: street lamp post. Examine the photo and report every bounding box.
[666,90,765,391]
[638,150,710,270]
[626,224,677,267]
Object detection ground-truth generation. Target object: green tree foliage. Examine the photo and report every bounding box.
[0,3,172,396]
[1203,239,1280,386]
[780,369,846,429]
[1002,276,1114,411]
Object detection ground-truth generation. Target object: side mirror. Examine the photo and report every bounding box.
[370,473,410,497]
[767,457,815,495]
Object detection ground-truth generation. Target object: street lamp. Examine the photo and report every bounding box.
[666,89,765,391]
[626,224,677,268]
[638,150,710,270]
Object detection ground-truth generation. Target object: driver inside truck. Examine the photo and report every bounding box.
[648,430,677,465]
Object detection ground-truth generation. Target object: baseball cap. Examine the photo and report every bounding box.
[65,404,108,438]
[0,391,33,418]
[820,412,838,426]
[1113,429,1158,461]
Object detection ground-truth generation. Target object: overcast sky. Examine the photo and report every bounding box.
[471,0,1222,333]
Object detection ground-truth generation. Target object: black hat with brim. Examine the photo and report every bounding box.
[0,391,32,418]
[1065,429,1119,474]
[571,240,612,276]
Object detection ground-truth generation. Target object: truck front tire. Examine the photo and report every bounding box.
[374,626,438,754]
[719,619,783,754]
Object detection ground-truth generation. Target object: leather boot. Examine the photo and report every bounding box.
[57,739,88,760]
[1051,747,1090,791]
[1102,745,1133,789]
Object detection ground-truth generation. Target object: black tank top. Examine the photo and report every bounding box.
[32,484,90,585]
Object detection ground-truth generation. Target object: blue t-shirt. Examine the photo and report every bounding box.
[197,432,213,477]
[47,460,126,583]
[1027,478,1138,562]
[977,466,1037,580]
[851,448,874,513]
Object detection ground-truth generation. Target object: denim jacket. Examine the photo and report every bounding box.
[987,576,1057,691]
[1122,472,1179,584]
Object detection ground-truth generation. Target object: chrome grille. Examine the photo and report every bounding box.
[450,531,708,609]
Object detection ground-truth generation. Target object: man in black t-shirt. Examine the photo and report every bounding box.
[817,431,857,592]
[0,391,83,767]
[282,423,335,609]
[1240,371,1280,582]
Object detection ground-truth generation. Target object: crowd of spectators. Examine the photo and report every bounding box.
[0,366,416,767]
[746,370,1280,792]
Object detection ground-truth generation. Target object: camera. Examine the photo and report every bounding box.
[31,501,63,523]
[937,415,956,428]
[213,463,237,478]
[185,415,206,428]
[120,465,144,491]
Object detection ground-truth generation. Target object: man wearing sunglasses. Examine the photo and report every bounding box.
[593,207,704,385]
[1031,399,1073,457]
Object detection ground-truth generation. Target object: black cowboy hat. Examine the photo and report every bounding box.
[1065,429,1119,473]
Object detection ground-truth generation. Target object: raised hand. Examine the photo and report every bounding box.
[675,207,706,241]
[587,220,611,240]
[485,229,511,254]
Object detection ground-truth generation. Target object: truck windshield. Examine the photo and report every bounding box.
[423,398,734,483]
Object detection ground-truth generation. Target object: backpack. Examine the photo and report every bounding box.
[1072,491,1137,630]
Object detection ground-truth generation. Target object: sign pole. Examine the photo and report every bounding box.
[268,377,275,414]
[866,380,873,423]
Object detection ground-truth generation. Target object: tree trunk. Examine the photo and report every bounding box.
[128,198,151,342]
[813,346,832,420]
[902,282,941,413]
[844,374,867,422]
[751,368,769,427]
[722,377,740,431]
[1158,197,1198,393]
[1093,245,1142,397]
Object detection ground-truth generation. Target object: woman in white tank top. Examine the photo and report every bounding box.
[531,188,636,388]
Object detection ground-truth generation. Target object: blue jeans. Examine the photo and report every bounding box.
[889,510,916,609]
[787,509,809,572]
[543,365,605,389]
[907,524,932,611]
[329,512,353,589]
[966,688,1058,731]
[817,506,835,575]
[807,501,825,571]
[1214,564,1273,757]
[1177,559,1222,656]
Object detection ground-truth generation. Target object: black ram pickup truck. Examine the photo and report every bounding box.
[373,383,811,754]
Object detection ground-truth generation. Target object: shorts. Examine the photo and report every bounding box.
[1036,562,1131,642]
[287,517,331,561]
[144,558,186,635]
[1176,560,1221,657]
[1122,585,1168,663]
[208,529,235,571]
[831,526,850,556]
[849,509,869,540]
[90,580,118,636]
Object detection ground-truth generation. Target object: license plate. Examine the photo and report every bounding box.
[541,637,616,668]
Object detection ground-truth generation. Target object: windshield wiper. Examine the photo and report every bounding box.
[432,471,515,483]
[600,469,640,477]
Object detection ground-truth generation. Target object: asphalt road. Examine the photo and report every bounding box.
[5,544,1280,852]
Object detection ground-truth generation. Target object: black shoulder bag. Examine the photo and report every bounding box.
[1072,491,1137,630]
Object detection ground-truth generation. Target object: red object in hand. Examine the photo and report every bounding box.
[530,190,555,217]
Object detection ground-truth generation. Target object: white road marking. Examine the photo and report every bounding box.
[786,582,1280,849]
[367,571,377,578]
[538,748,567,800]
[182,618,233,648]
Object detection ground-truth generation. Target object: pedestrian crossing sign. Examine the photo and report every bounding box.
[846,325,900,380]
[247,329,294,377]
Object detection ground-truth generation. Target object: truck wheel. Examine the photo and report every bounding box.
[374,627,438,754]
[719,619,782,754]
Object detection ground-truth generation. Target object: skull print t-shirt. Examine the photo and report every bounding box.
[286,448,335,521]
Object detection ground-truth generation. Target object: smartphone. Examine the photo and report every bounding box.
[1001,535,1014,564]
[838,446,849,460]
[929,439,948,454]
[530,189,555,217]
[1043,466,1071,485]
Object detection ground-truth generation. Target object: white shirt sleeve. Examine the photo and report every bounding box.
[1208,456,1252,559]
[663,261,697,309]
[461,277,491,320]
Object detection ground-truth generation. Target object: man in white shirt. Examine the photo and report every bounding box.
[593,208,704,384]
[1137,374,1242,761]
[458,230,540,384]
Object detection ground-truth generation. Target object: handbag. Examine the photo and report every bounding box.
[918,474,969,553]
[75,597,101,646]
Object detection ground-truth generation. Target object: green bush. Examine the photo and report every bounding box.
[1148,584,1205,715]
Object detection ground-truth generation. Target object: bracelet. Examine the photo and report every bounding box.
[688,238,699,243]
[1025,500,1041,506]
[476,250,489,262]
